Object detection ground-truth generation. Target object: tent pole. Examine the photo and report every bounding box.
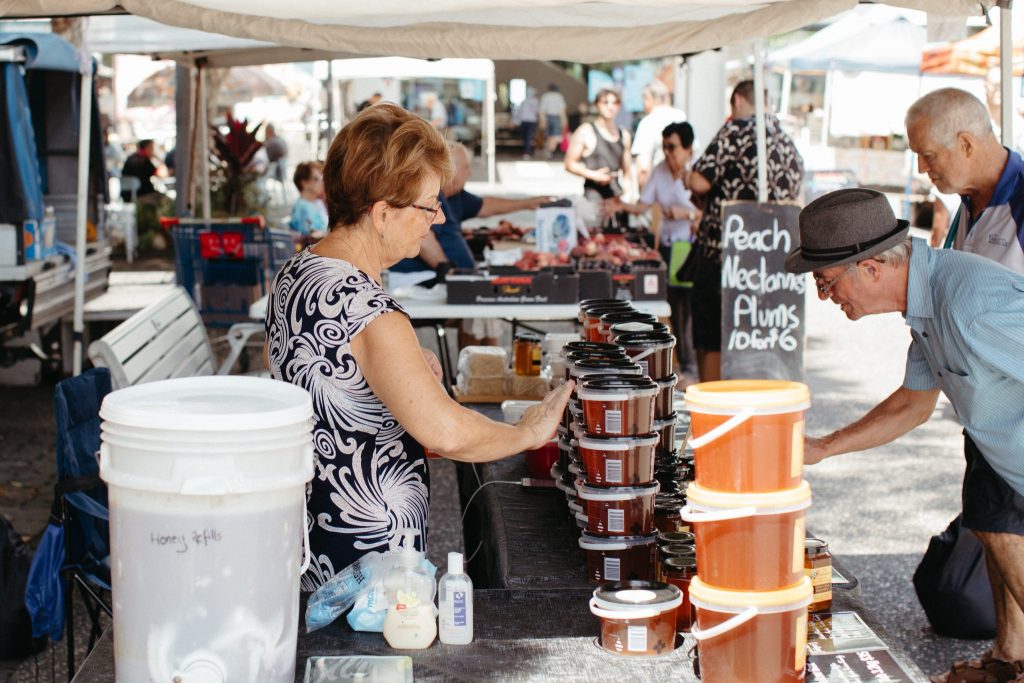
[199,63,211,220]
[486,66,496,185]
[753,40,768,203]
[1000,0,1012,148]
[72,65,93,376]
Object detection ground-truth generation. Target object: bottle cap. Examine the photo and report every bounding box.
[395,528,422,567]
[448,551,464,575]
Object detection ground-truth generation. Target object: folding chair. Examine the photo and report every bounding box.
[52,368,113,678]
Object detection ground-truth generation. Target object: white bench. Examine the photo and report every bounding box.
[88,285,264,389]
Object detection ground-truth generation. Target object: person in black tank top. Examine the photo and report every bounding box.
[565,88,633,228]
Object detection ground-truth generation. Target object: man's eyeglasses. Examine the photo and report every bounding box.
[814,267,854,297]
[411,202,442,222]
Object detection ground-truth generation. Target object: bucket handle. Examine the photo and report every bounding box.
[630,346,658,363]
[687,408,755,449]
[679,504,757,523]
[589,598,661,621]
[690,606,758,641]
[299,512,311,575]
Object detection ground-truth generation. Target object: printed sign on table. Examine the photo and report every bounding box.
[719,201,805,381]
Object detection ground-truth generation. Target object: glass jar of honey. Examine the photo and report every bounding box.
[805,538,832,612]
[513,333,542,376]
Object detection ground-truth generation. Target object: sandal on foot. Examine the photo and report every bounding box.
[930,651,1024,683]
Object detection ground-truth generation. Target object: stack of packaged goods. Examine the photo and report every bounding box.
[681,381,814,683]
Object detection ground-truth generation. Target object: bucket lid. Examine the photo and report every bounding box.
[663,556,697,571]
[805,538,829,556]
[658,530,694,545]
[564,351,628,365]
[610,321,670,335]
[685,481,812,512]
[592,580,682,612]
[578,376,658,401]
[653,412,678,428]
[655,374,678,389]
[577,481,659,501]
[572,358,640,371]
[578,533,657,551]
[615,331,676,349]
[579,298,632,310]
[578,433,659,451]
[599,311,658,325]
[684,380,810,411]
[100,376,312,431]
[688,576,812,610]
[561,341,622,358]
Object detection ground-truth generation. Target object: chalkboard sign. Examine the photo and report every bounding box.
[719,201,805,381]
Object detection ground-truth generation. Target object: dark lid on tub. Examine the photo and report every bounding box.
[805,538,829,556]
[572,358,640,371]
[599,311,658,325]
[583,304,636,318]
[610,321,670,336]
[514,332,541,342]
[616,331,677,347]
[565,350,628,364]
[658,530,694,545]
[580,298,634,311]
[580,376,657,391]
[593,580,681,609]
[663,556,697,572]
[563,341,623,355]
[576,373,645,387]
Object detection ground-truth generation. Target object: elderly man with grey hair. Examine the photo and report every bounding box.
[631,79,687,188]
[790,188,1024,683]
[906,87,1024,272]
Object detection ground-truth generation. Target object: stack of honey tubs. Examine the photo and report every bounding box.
[680,381,814,683]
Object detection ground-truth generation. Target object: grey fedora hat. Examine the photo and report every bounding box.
[785,188,910,274]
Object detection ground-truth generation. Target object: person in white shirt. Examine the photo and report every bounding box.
[538,83,568,159]
[631,80,687,188]
[616,121,701,375]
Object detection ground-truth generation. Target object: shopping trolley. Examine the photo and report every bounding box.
[162,216,293,326]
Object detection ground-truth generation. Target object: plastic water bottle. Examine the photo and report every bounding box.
[438,551,473,644]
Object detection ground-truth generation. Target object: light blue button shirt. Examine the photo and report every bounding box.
[902,237,1024,496]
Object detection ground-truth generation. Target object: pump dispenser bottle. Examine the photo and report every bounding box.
[382,529,437,649]
[438,551,474,644]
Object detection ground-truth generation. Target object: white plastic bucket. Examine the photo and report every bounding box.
[99,376,314,683]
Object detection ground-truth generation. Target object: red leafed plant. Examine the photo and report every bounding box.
[210,111,264,215]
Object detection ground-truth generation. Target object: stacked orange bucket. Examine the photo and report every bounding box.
[680,381,814,683]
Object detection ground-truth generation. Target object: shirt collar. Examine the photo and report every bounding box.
[989,147,1023,207]
[905,236,933,327]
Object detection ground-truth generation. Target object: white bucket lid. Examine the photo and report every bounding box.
[684,380,811,415]
[100,376,312,431]
[578,532,657,551]
[689,576,812,613]
[578,434,659,451]
[577,481,659,501]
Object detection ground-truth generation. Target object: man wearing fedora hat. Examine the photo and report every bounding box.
[789,188,1024,683]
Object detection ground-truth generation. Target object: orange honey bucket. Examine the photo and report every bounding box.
[684,380,810,493]
[680,482,811,591]
[689,577,811,683]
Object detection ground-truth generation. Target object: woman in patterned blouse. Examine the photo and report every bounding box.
[265,103,572,590]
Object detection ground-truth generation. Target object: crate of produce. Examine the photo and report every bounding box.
[446,267,578,305]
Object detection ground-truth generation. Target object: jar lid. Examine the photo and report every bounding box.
[663,556,697,573]
[661,543,696,557]
[578,532,657,551]
[615,331,677,348]
[599,311,658,325]
[577,481,659,501]
[514,332,541,342]
[592,580,682,612]
[657,531,694,545]
[578,433,659,451]
[805,538,829,555]
[562,341,622,354]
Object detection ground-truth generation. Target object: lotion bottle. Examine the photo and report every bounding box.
[438,551,474,644]
[382,529,437,649]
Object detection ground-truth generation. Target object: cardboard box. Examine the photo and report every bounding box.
[610,262,666,301]
[446,268,579,305]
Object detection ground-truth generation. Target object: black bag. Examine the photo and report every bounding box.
[0,514,38,659]
[674,245,700,285]
[913,513,996,639]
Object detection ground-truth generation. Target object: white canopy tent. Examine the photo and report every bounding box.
[0,0,995,373]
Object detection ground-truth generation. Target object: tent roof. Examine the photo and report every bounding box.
[0,0,991,64]
[769,5,927,74]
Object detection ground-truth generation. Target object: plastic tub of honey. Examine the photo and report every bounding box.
[598,311,658,343]
[578,433,659,486]
[578,533,658,584]
[653,413,678,455]
[689,576,812,683]
[577,481,659,537]
[653,374,678,417]
[653,494,685,533]
[589,580,682,656]
[684,380,811,493]
[583,304,635,341]
[578,299,632,323]
[681,481,811,591]
[615,331,676,379]
[570,359,642,385]
[662,556,697,632]
[609,320,670,342]
[579,377,658,437]
[561,340,623,359]
[564,349,629,382]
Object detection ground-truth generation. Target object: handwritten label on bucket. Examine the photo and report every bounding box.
[720,201,804,381]
[150,528,223,554]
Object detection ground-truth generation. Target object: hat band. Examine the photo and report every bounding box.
[799,223,905,262]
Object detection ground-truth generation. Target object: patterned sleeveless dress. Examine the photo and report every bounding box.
[265,249,430,592]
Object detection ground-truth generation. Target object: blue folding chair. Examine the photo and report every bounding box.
[24,368,113,679]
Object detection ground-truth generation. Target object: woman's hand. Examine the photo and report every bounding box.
[420,347,443,382]
[517,381,574,451]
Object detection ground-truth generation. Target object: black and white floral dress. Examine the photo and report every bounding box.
[266,249,430,592]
